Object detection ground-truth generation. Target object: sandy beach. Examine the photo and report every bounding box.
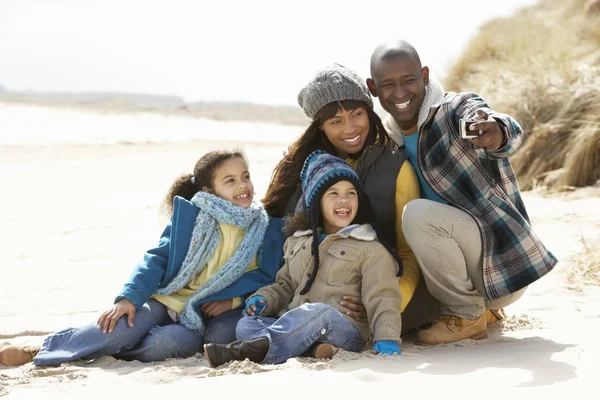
[1,108,599,398]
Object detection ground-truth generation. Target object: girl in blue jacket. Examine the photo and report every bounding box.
[0,150,285,367]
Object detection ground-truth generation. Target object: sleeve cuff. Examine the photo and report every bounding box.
[492,117,509,151]
[115,290,145,310]
[231,297,242,310]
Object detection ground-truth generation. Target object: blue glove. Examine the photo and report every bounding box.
[242,296,267,316]
[373,341,401,356]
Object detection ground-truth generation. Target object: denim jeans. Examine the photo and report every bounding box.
[204,309,242,344]
[236,302,364,364]
[34,299,241,366]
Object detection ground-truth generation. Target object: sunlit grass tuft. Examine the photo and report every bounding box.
[445,0,600,191]
[566,237,600,290]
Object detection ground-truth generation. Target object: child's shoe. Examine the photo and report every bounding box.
[204,337,269,368]
[305,343,338,360]
[0,345,41,366]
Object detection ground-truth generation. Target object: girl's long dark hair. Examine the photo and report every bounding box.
[162,149,247,216]
[262,100,391,218]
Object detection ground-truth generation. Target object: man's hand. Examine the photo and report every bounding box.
[469,109,505,151]
[339,295,367,321]
[201,299,233,318]
[242,296,267,316]
[97,298,136,334]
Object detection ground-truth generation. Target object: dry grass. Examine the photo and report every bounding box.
[565,237,600,290]
[445,0,600,191]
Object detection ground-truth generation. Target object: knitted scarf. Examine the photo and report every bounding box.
[156,191,268,334]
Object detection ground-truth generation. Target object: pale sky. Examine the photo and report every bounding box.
[0,0,538,106]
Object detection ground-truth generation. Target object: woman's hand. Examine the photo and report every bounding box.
[339,295,367,321]
[242,296,267,316]
[201,299,233,318]
[97,298,136,334]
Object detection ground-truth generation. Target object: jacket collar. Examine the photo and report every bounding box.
[383,76,445,145]
[293,224,377,241]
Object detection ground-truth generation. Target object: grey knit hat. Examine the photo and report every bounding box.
[297,63,373,120]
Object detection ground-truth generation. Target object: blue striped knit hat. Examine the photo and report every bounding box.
[300,150,362,213]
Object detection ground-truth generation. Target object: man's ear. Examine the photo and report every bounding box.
[422,66,430,86]
[202,186,212,193]
[366,78,378,97]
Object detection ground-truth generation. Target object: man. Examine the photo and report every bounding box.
[366,39,557,345]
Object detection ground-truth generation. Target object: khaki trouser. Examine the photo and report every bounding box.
[402,199,526,320]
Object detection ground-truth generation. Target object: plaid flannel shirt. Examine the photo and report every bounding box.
[389,90,557,300]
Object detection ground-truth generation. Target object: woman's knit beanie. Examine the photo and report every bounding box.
[297,63,373,120]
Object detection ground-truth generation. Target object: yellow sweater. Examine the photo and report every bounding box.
[346,158,421,311]
[153,223,258,313]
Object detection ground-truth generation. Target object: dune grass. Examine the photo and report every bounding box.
[566,237,600,290]
[444,0,600,191]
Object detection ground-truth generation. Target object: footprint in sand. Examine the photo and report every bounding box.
[351,368,381,382]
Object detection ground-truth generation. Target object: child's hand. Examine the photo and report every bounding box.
[372,341,401,356]
[242,296,267,316]
[201,299,233,318]
[98,298,136,334]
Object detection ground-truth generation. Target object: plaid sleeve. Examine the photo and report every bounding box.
[486,114,523,158]
[455,92,523,159]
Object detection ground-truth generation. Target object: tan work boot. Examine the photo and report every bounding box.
[415,314,488,346]
[485,308,506,326]
[0,345,41,366]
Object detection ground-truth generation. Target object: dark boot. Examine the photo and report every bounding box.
[204,337,270,368]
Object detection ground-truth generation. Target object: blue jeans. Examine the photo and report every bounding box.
[204,309,242,344]
[236,302,364,364]
[34,299,242,366]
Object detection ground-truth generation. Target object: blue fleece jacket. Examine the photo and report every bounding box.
[115,196,285,311]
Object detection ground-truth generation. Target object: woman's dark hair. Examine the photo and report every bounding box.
[162,149,247,216]
[283,180,403,295]
[262,100,392,218]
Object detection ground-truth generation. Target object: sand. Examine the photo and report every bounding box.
[1,130,599,398]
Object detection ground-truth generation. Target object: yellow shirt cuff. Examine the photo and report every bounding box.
[231,297,242,310]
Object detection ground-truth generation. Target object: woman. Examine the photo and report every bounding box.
[262,63,439,329]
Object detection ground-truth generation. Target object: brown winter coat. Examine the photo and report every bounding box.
[252,224,403,346]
